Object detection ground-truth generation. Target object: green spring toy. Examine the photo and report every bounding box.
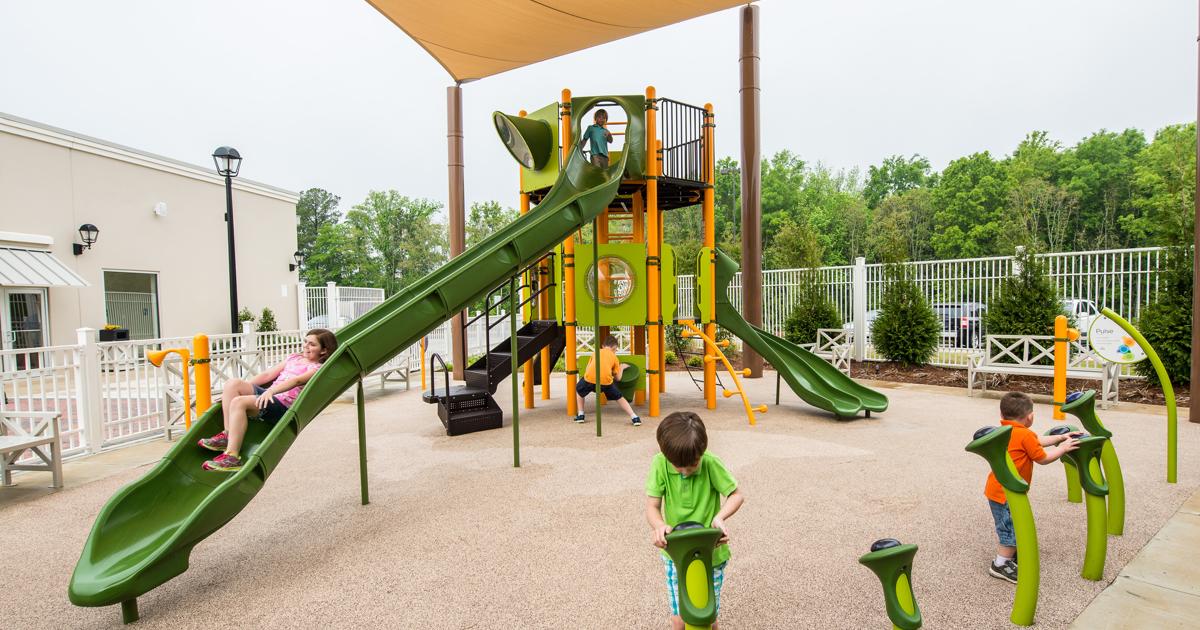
[1059,433,1111,581]
[664,523,724,630]
[1062,390,1125,535]
[1045,424,1084,504]
[858,539,922,630]
[966,425,1038,627]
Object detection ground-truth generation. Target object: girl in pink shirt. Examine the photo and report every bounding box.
[198,328,337,472]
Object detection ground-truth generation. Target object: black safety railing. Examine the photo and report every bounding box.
[464,251,557,383]
[657,98,708,185]
[428,352,451,401]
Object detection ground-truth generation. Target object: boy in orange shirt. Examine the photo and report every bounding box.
[575,335,641,426]
[984,391,1079,583]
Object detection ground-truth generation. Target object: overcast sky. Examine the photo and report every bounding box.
[2,1,1195,219]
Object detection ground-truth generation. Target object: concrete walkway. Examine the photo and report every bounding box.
[1068,488,1200,629]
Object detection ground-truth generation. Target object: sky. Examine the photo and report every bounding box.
[2,1,1196,220]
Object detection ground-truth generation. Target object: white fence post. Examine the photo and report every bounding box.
[852,257,867,362]
[1013,245,1025,274]
[242,321,257,376]
[326,281,339,330]
[75,328,104,454]
[297,281,307,329]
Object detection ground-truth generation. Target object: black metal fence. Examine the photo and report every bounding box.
[656,98,708,184]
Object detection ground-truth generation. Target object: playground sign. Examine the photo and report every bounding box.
[1089,315,1147,364]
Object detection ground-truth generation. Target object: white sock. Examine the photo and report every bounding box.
[995,555,1010,567]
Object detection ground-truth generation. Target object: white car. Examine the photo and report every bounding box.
[1062,299,1100,339]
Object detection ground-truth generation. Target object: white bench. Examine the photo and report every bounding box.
[797,329,853,375]
[0,410,63,488]
[967,335,1119,408]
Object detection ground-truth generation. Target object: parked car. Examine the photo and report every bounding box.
[305,314,347,330]
[931,302,987,348]
[1062,299,1099,339]
[842,310,880,338]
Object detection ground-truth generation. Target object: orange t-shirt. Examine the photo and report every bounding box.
[983,420,1047,504]
[584,347,620,385]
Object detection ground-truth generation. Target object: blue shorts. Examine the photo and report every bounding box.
[575,378,623,402]
[663,556,727,617]
[989,499,1016,547]
[251,385,289,422]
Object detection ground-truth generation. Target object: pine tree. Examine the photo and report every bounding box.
[985,247,1067,336]
[1134,247,1192,384]
[873,265,941,365]
[783,274,841,345]
[257,308,278,332]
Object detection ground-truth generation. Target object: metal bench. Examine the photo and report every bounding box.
[0,410,64,488]
[967,335,1119,408]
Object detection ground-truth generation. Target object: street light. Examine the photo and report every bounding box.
[213,146,242,333]
[289,250,305,272]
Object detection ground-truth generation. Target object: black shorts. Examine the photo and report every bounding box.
[576,379,623,401]
[252,385,289,422]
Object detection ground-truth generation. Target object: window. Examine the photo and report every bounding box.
[103,271,160,340]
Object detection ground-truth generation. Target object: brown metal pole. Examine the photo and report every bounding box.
[740,3,763,378]
[448,84,467,381]
[1191,6,1199,424]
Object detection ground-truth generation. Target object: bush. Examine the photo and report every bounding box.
[237,307,255,328]
[665,322,691,357]
[686,355,704,368]
[783,275,841,345]
[1134,247,1192,385]
[257,308,278,332]
[985,247,1070,336]
[872,265,941,365]
[664,350,678,365]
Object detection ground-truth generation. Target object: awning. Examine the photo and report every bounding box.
[365,0,750,82]
[0,247,89,287]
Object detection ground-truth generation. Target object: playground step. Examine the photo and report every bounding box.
[438,394,503,436]
[464,321,562,393]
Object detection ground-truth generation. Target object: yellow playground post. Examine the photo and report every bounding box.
[1053,315,1079,420]
[192,334,211,414]
[147,346,192,429]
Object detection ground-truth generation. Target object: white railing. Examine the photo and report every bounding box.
[297,282,385,330]
[677,246,1171,368]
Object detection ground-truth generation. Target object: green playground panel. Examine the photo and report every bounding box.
[520,102,561,192]
[559,243,675,327]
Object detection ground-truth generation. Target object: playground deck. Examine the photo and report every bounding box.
[0,372,1196,629]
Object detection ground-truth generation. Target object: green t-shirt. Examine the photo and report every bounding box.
[583,124,610,157]
[645,452,738,566]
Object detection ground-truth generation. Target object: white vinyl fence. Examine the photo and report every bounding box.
[297,282,387,330]
[677,246,1172,368]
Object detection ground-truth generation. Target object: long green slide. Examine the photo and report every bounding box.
[705,248,887,418]
[69,94,643,618]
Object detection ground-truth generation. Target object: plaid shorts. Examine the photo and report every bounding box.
[662,555,727,617]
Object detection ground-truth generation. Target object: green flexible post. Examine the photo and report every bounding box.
[966,426,1038,627]
[357,379,369,505]
[510,277,521,468]
[858,539,922,630]
[593,218,602,438]
[665,525,723,630]
[1059,435,1110,580]
[1046,424,1084,504]
[1099,308,1176,483]
[1062,390,1125,535]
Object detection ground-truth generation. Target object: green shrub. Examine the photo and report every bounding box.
[1134,247,1192,385]
[985,247,1070,336]
[665,322,691,357]
[686,355,704,368]
[872,265,941,365]
[664,350,678,364]
[783,274,841,345]
[237,307,255,327]
[257,308,278,332]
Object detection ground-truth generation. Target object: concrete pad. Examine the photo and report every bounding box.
[0,438,170,507]
[1181,489,1200,515]
[1068,575,1200,630]
[1119,527,1200,597]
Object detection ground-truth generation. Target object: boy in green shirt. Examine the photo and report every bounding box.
[645,411,745,630]
[579,108,613,168]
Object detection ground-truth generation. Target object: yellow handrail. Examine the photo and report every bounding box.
[678,320,765,426]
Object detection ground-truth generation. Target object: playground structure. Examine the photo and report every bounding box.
[859,538,923,630]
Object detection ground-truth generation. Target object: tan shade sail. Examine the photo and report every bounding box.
[366,0,750,81]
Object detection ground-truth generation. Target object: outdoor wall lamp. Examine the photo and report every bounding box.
[73,223,100,255]
[290,250,305,272]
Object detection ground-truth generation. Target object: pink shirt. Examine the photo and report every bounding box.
[272,353,320,407]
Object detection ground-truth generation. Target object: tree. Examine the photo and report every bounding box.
[863,154,931,209]
[345,191,448,295]
[782,274,841,345]
[1134,247,1192,384]
[931,152,1010,258]
[1123,123,1196,246]
[869,188,935,262]
[872,265,941,365]
[1067,129,1145,248]
[984,248,1067,336]
[257,307,278,332]
[765,217,822,269]
[295,188,341,265]
[466,201,519,248]
[1004,179,1078,252]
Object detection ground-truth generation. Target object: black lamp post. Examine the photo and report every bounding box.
[289,250,305,272]
[213,146,242,333]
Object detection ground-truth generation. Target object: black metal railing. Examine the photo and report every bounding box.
[657,98,708,184]
[464,251,557,383]
[428,352,451,401]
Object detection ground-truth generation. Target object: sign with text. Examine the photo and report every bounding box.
[1089,315,1147,364]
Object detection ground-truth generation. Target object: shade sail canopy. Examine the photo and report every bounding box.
[365,0,750,81]
[0,247,88,287]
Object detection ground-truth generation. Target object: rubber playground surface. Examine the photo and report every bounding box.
[1,372,1196,629]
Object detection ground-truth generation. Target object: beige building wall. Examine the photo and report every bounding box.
[0,113,301,346]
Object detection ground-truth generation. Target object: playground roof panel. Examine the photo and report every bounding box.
[365,0,749,81]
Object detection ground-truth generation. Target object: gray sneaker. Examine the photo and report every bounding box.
[989,559,1018,584]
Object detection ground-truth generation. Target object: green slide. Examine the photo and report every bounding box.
[69,94,643,618]
[705,248,887,418]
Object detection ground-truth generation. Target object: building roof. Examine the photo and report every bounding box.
[365,0,750,82]
[0,247,89,288]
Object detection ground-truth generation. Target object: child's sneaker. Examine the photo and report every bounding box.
[573,414,586,424]
[989,559,1018,584]
[202,453,243,472]
[631,416,642,427]
[197,431,228,452]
